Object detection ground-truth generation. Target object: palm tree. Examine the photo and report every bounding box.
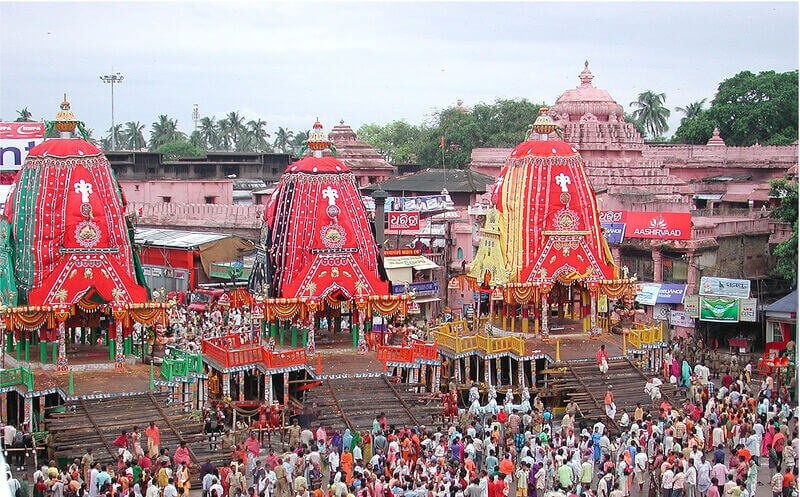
[106,124,124,150]
[148,114,185,151]
[122,121,147,150]
[290,130,309,156]
[630,91,671,139]
[15,107,33,122]
[674,98,707,120]
[247,119,271,152]
[198,116,220,150]
[273,127,294,153]
[223,111,247,151]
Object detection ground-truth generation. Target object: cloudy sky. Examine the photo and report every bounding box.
[1,2,797,140]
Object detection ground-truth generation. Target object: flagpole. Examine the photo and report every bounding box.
[441,135,446,193]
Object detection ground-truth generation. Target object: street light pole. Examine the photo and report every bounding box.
[100,72,124,149]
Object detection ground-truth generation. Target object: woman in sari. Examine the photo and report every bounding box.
[343,430,353,454]
[680,360,692,389]
[361,431,373,465]
[340,445,354,484]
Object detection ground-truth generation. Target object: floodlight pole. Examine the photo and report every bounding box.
[100,72,124,149]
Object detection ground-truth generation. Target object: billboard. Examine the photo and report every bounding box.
[387,211,420,230]
[600,211,692,240]
[669,310,695,328]
[386,194,452,213]
[699,276,751,298]
[699,296,740,322]
[600,222,626,244]
[0,122,45,171]
[739,298,758,322]
[624,211,692,240]
[683,295,700,318]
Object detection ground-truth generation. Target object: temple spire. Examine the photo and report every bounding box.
[579,61,594,87]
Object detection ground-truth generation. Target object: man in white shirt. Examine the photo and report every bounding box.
[634,449,649,492]
[684,459,697,497]
[661,464,675,497]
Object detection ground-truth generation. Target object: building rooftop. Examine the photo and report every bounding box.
[134,227,233,249]
[362,168,494,194]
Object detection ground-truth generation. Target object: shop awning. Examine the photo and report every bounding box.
[693,193,723,201]
[413,296,442,304]
[383,255,440,270]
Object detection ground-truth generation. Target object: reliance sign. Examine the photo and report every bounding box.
[601,211,692,241]
[0,122,45,171]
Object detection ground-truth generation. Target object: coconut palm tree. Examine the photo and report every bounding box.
[630,91,671,139]
[290,130,309,156]
[273,127,294,153]
[223,111,247,151]
[247,119,271,152]
[198,116,220,150]
[15,107,33,122]
[106,124,124,150]
[148,114,185,151]
[122,121,147,150]
[674,98,707,120]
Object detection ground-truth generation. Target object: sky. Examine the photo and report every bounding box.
[1,1,798,141]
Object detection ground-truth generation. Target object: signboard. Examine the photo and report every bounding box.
[384,248,421,257]
[635,283,661,306]
[699,296,740,322]
[699,276,751,298]
[387,211,420,230]
[683,295,700,318]
[407,301,421,315]
[390,281,439,295]
[653,304,670,321]
[669,310,695,328]
[624,211,692,240]
[656,283,687,304]
[463,303,475,317]
[600,222,626,244]
[598,294,608,313]
[387,194,452,213]
[600,211,691,240]
[739,298,758,322]
[0,122,45,171]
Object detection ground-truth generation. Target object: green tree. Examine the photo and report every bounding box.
[629,91,670,139]
[106,124,124,150]
[769,178,798,283]
[272,127,294,153]
[149,115,185,151]
[246,119,271,152]
[357,120,422,164]
[671,111,716,144]
[122,121,147,150]
[156,139,204,160]
[706,70,798,146]
[291,130,309,155]
[15,107,33,122]
[222,111,247,151]
[198,116,221,150]
[674,99,707,120]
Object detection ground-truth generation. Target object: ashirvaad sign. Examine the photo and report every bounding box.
[600,211,692,240]
[387,211,420,230]
[0,122,45,170]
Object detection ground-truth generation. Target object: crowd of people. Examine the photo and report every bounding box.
[1,300,796,497]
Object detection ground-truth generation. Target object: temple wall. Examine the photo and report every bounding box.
[120,180,233,204]
[126,202,264,236]
[643,143,798,163]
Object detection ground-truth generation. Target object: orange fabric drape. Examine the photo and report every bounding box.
[369,299,405,317]
[600,282,629,298]
[267,302,302,321]
[506,285,536,304]
[126,307,167,327]
[11,310,53,331]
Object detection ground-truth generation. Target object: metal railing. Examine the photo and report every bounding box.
[0,366,34,390]
[161,349,204,380]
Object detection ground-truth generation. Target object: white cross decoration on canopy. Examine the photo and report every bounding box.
[322,186,339,206]
[554,173,571,193]
[74,179,94,203]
